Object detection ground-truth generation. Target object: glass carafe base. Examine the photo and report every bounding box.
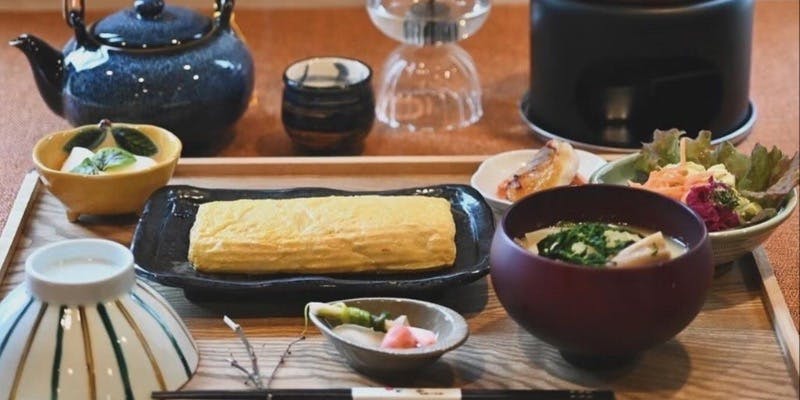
[375,43,483,132]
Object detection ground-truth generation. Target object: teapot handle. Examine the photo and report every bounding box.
[215,0,235,29]
[63,0,91,46]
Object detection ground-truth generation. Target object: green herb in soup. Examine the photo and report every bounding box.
[517,222,687,268]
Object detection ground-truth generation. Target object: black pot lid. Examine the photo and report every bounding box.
[92,0,212,49]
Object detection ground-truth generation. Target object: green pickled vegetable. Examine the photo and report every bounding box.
[307,302,391,332]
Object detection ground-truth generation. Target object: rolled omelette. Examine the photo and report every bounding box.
[188,195,457,274]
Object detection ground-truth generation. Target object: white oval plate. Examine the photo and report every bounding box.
[470,149,608,213]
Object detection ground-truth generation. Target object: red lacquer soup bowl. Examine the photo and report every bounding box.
[490,184,713,366]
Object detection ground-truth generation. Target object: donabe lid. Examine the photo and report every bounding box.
[92,0,212,49]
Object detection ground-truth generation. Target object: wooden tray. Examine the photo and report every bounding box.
[1,156,798,399]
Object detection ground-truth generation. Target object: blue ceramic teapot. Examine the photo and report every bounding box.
[11,0,254,152]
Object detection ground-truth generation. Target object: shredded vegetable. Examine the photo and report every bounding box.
[630,165,712,202]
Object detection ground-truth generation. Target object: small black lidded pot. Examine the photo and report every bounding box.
[282,57,375,154]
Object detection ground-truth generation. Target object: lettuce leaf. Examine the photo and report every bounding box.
[713,141,750,180]
[741,153,799,208]
[684,130,716,167]
[737,144,792,192]
[634,129,683,172]
[635,129,716,171]
[634,129,798,210]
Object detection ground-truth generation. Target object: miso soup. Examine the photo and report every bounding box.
[516,222,687,268]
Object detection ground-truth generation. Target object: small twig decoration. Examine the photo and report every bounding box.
[223,316,264,389]
[223,316,309,391]
[266,335,305,389]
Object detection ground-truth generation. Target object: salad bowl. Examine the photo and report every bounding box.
[591,153,798,265]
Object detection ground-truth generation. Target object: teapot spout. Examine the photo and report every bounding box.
[9,34,65,116]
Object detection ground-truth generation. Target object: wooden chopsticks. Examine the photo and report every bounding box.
[151,388,616,399]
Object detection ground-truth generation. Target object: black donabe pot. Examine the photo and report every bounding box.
[526,0,753,149]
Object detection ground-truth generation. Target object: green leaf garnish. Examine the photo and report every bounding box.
[112,127,157,156]
[537,222,642,266]
[70,157,101,175]
[92,147,136,171]
[63,127,107,152]
[712,186,739,209]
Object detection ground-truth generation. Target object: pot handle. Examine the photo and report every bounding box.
[215,0,235,29]
[63,0,91,46]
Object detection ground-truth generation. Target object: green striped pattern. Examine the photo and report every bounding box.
[50,306,66,400]
[0,296,34,360]
[10,302,48,399]
[97,303,134,400]
[131,292,192,377]
[0,288,196,400]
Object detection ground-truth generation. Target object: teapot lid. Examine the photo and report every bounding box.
[92,0,212,49]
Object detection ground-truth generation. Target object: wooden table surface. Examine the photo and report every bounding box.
[0,160,797,399]
[0,1,797,331]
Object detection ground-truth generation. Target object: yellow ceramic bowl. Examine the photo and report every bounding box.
[33,123,181,222]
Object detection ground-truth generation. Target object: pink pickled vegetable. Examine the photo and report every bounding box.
[409,327,438,346]
[379,325,438,349]
[380,325,417,349]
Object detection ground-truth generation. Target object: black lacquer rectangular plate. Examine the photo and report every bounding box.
[131,184,494,297]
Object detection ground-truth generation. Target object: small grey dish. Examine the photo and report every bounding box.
[308,297,469,376]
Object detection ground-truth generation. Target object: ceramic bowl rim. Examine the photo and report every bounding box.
[498,184,710,272]
[24,238,136,304]
[589,152,800,238]
[283,55,373,90]
[308,297,469,358]
[32,122,182,180]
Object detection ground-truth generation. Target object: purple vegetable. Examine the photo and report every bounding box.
[685,178,740,232]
